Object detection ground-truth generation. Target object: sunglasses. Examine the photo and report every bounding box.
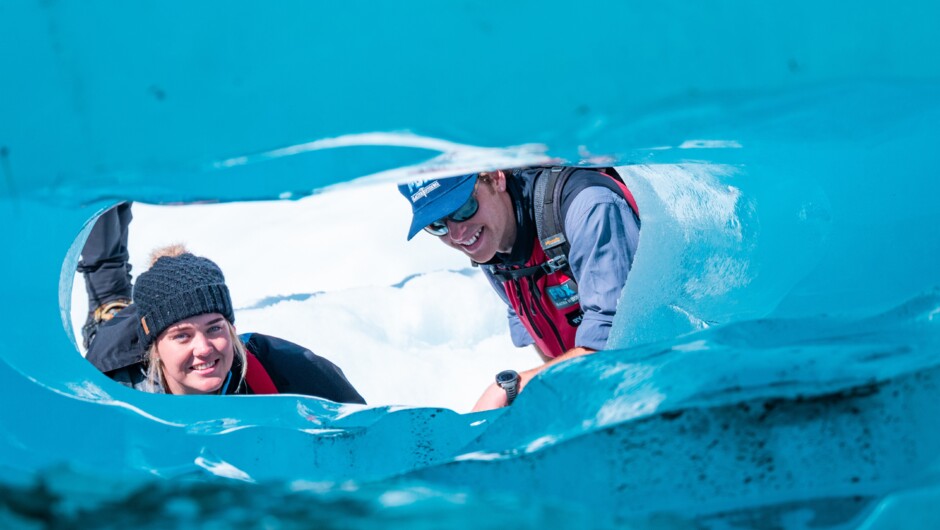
[424,192,479,236]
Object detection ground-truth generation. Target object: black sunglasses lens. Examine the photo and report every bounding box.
[422,193,478,237]
[450,195,479,222]
[424,220,448,236]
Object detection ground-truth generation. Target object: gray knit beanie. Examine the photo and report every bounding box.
[133,253,235,350]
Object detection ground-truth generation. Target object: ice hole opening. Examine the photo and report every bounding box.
[65,180,545,412]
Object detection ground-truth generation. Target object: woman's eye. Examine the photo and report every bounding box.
[208,325,223,334]
[172,333,189,341]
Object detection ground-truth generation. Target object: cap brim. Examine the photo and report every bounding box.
[405,174,478,240]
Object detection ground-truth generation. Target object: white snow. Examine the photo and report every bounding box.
[69,181,539,412]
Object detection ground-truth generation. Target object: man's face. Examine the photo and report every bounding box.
[438,171,516,262]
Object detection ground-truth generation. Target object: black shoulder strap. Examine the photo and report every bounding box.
[533,166,580,276]
[533,166,628,284]
[493,166,626,285]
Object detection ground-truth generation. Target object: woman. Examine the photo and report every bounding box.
[85,246,365,403]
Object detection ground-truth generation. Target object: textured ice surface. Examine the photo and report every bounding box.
[2,2,940,528]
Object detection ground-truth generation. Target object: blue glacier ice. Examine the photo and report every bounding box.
[1,1,939,528]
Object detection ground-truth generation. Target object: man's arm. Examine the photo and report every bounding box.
[472,346,595,411]
[565,185,640,351]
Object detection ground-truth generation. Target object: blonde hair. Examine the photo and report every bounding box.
[145,320,248,394]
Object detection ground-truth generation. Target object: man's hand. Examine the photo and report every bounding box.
[470,347,598,412]
[471,369,536,412]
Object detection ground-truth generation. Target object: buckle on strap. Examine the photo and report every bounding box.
[541,255,568,274]
[490,263,547,282]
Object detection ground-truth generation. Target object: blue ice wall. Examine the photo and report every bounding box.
[1,1,939,528]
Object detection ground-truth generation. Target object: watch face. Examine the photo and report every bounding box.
[496,370,518,384]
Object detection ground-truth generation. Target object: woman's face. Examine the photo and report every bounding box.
[154,313,234,395]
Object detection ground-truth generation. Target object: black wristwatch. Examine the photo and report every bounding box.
[495,370,520,405]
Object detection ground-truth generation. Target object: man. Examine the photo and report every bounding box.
[399,167,640,411]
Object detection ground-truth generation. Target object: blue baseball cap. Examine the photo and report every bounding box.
[398,173,478,240]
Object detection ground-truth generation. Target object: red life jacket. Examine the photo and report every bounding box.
[496,170,639,359]
[502,244,583,358]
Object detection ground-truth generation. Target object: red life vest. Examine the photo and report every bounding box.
[497,173,638,359]
[502,244,582,358]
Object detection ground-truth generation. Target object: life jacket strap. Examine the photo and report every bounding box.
[531,165,640,286]
[488,263,546,282]
[492,165,637,284]
[533,166,581,284]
